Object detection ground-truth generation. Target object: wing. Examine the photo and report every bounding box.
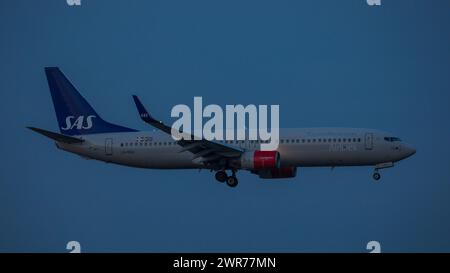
[132,95,243,169]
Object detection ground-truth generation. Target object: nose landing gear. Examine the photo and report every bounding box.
[372,172,381,181]
[215,170,238,188]
[372,162,394,181]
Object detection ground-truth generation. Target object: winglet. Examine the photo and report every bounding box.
[132,95,155,123]
[132,95,171,134]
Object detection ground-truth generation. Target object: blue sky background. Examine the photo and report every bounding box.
[1,0,450,252]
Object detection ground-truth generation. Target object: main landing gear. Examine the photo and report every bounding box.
[372,162,394,182]
[215,170,238,188]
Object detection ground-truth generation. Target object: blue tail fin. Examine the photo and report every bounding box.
[45,67,136,135]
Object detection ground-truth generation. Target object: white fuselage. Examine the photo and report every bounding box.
[56,128,416,170]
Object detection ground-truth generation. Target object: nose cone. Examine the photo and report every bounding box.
[402,144,416,158]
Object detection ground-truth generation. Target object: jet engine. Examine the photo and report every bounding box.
[240,150,280,170]
[256,167,297,179]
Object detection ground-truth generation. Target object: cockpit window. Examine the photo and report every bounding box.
[384,137,401,142]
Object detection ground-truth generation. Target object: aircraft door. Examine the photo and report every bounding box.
[105,138,113,155]
[365,133,373,150]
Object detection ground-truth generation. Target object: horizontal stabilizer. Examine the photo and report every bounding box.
[27,127,84,144]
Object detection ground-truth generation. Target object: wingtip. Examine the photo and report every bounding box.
[132,95,143,107]
[44,67,59,72]
[132,95,142,105]
[132,95,152,120]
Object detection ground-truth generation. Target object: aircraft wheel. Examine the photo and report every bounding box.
[215,171,227,183]
[373,172,381,181]
[226,176,238,188]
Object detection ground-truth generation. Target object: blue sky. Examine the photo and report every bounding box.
[1,0,450,252]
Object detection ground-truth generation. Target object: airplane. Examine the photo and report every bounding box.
[28,67,416,188]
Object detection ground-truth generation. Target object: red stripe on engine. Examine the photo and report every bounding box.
[253,150,279,169]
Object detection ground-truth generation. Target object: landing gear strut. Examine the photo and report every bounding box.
[372,162,394,181]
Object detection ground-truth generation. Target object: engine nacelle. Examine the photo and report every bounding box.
[240,150,280,170]
[257,167,297,179]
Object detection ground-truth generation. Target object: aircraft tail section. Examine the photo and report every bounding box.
[45,67,136,135]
